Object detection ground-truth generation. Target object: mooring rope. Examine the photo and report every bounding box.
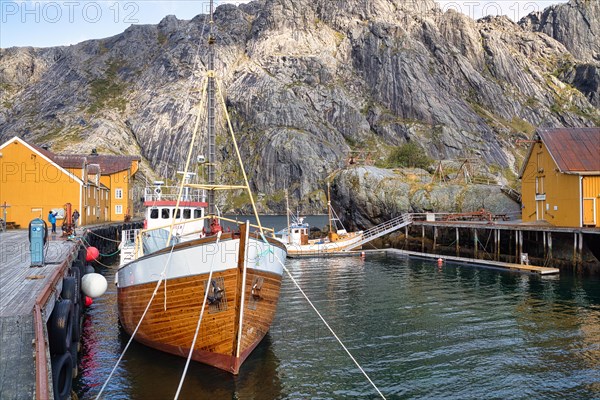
[173,231,221,399]
[271,252,387,400]
[95,238,180,399]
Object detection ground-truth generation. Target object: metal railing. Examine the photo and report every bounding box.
[144,186,206,203]
[345,214,413,251]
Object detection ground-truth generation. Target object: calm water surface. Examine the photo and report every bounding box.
[76,249,600,399]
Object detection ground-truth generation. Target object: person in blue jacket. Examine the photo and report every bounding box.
[48,211,57,233]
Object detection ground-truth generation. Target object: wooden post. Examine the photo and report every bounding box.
[421,225,425,253]
[573,232,577,266]
[455,228,460,257]
[515,230,519,263]
[548,232,552,261]
[543,231,547,259]
[508,230,512,262]
[578,233,583,266]
[474,229,478,259]
[433,226,437,253]
[518,231,523,264]
[495,230,500,261]
[404,225,408,249]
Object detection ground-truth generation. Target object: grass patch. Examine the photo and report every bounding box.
[88,59,128,113]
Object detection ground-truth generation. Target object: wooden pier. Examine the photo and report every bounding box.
[0,230,80,400]
[406,219,600,273]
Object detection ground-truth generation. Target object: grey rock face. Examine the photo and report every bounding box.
[0,0,598,215]
[520,0,600,63]
[332,166,521,230]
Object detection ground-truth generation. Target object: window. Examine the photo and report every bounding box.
[194,209,202,219]
[116,205,123,215]
[174,209,181,219]
[115,188,123,199]
[150,208,159,219]
[183,209,191,219]
[161,208,170,219]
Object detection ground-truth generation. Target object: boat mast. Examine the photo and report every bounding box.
[327,181,333,234]
[207,0,216,218]
[285,189,290,244]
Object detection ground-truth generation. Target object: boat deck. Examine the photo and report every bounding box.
[0,230,79,399]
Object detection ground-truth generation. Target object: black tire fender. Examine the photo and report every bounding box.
[51,352,73,400]
[61,277,78,305]
[48,299,73,355]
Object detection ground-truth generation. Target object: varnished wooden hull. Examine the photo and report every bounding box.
[116,231,286,374]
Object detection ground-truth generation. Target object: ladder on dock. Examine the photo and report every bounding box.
[344,213,413,251]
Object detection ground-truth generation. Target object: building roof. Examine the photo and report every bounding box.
[86,154,141,174]
[538,128,600,174]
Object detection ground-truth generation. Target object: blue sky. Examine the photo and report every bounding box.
[0,1,568,48]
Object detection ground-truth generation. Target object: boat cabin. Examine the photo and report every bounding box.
[143,182,208,237]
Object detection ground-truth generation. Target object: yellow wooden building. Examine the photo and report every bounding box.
[519,128,600,228]
[0,136,139,228]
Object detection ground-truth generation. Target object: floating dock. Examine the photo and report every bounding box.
[381,249,560,275]
[0,230,80,399]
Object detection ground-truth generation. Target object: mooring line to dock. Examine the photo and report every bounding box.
[273,254,387,400]
[95,240,179,399]
[174,232,222,400]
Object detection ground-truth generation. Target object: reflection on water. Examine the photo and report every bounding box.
[76,253,600,399]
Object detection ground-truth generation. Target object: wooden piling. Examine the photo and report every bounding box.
[455,228,460,257]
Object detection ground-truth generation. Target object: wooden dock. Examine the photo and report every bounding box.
[0,230,79,400]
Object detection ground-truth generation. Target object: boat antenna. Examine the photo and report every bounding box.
[207,0,216,218]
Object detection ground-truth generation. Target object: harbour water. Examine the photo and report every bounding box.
[75,224,600,399]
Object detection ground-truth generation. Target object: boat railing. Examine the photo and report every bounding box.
[144,185,206,203]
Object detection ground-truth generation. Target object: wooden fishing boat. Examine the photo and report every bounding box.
[116,0,287,374]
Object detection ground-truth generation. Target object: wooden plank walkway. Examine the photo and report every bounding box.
[0,230,79,400]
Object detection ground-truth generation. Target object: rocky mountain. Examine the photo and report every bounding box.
[1,0,598,218]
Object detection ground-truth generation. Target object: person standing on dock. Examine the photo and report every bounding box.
[72,209,80,228]
[48,210,57,234]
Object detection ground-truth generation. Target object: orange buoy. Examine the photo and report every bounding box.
[437,258,443,266]
[361,251,366,258]
[85,246,99,262]
[84,296,93,307]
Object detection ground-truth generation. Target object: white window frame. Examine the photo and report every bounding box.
[115,188,123,199]
[115,205,123,215]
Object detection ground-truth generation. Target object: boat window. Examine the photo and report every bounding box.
[174,209,181,219]
[161,208,170,219]
[150,208,159,219]
[194,209,202,218]
[183,209,191,219]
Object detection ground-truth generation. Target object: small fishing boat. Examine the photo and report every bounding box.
[116,1,286,374]
[277,185,364,257]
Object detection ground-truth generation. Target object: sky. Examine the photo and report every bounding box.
[0,0,569,48]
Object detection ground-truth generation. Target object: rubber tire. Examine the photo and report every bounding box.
[69,267,82,305]
[61,277,78,305]
[51,352,73,400]
[71,301,81,343]
[70,341,79,378]
[48,299,73,355]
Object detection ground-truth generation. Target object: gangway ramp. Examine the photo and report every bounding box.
[344,214,413,251]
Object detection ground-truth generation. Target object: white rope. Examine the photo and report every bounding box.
[95,239,179,399]
[273,253,387,400]
[173,232,222,400]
